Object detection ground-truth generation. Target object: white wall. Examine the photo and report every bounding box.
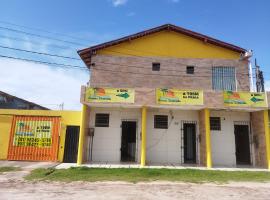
[210,111,250,167]
[89,107,141,163]
[89,108,251,167]
[88,108,199,165]
[146,109,199,165]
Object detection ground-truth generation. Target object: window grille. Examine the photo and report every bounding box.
[212,66,236,91]
[186,66,195,74]
[95,113,109,127]
[152,63,160,71]
[154,115,168,129]
[210,117,221,131]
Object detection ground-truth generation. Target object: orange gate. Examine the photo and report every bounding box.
[7,116,60,161]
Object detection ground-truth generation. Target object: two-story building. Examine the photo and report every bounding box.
[77,24,270,169]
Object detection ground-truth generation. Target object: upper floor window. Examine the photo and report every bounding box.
[186,66,195,74]
[212,66,236,91]
[152,63,160,71]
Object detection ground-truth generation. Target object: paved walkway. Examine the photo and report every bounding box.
[1,160,268,172]
[0,160,58,170]
[56,162,269,172]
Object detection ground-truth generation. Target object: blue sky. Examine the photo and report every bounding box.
[0,0,269,109]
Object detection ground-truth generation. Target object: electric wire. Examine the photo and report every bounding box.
[0,54,88,71]
[0,34,76,50]
[0,23,257,80]
[0,20,92,43]
[0,35,75,50]
[0,26,87,46]
[0,45,81,60]
[0,36,250,76]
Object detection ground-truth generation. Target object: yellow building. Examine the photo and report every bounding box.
[0,109,81,162]
[77,24,270,169]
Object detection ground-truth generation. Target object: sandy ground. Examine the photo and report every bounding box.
[1,171,270,200]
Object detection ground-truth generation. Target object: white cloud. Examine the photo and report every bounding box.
[111,0,128,7]
[0,58,89,110]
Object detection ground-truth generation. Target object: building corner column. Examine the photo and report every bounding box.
[140,106,147,167]
[77,104,88,166]
[205,108,212,168]
[263,110,270,170]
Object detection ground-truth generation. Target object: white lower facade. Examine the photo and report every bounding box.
[86,107,253,167]
[211,111,251,167]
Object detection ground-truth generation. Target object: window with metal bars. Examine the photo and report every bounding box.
[186,66,195,74]
[95,113,110,127]
[154,115,168,129]
[210,117,221,131]
[212,66,236,91]
[152,63,160,71]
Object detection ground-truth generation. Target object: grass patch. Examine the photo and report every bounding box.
[25,167,270,183]
[0,167,21,173]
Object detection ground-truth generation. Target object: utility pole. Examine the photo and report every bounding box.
[255,59,260,92]
[59,102,64,110]
[255,59,265,92]
[259,70,265,92]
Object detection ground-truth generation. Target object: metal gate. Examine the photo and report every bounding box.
[63,126,80,163]
[234,121,252,165]
[7,115,60,161]
[180,121,198,164]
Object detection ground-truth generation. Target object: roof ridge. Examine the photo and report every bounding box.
[78,24,247,68]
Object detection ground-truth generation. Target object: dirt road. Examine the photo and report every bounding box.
[1,171,270,200]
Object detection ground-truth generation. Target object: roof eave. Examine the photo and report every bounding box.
[78,24,247,68]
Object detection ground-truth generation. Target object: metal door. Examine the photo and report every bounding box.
[7,116,60,161]
[121,121,136,162]
[183,123,196,164]
[234,124,251,165]
[63,126,80,163]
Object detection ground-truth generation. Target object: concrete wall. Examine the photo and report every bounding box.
[88,107,259,167]
[251,111,267,168]
[0,109,81,161]
[90,55,250,91]
[210,111,250,167]
[0,115,12,159]
[98,30,241,59]
[198,110,206,166]
[89,108,199,165]
[89,107,141,163]
[146,109,199,164]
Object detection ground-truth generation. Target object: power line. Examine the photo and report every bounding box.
[0,34,76,50]
[0,26,87,46]
[0,54,88,71]
[0,45,81,60]
[0,21,255,77]
[0,20,92,43]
